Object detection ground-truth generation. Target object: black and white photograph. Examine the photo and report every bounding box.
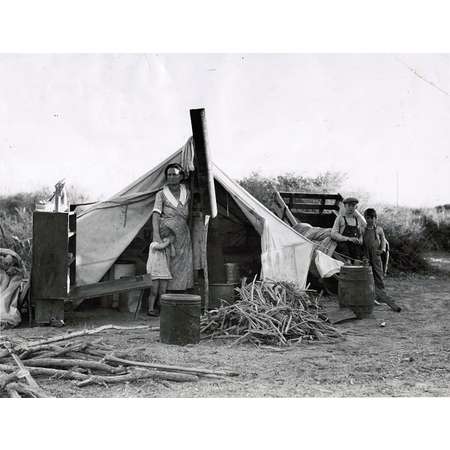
[0,2,448,449]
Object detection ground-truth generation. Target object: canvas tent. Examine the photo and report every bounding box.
[75,139,342,292]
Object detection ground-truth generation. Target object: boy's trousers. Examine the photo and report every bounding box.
[367,249,400,311]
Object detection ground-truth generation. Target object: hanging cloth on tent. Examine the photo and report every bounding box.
[181,137,195,174]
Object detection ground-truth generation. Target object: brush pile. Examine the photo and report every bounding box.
[0,325,238,398]
[201,279,341,346]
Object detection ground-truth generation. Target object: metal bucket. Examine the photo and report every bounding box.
[160,294,201,345]
[338,265,375,319]
[224,263,240,284]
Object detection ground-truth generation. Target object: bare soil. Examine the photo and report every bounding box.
[2,267,449,398]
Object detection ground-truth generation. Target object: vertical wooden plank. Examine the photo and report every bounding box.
[320,197,325,214]
[202,215,210,313]
[31,212,69,299]
[34,299,65,325]
[190,109,218,313]
[189,108,217,218]
[68,207,77,288]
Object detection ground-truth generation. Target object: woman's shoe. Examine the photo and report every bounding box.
[147,310,159,317]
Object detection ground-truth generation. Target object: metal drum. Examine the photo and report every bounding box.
[338,265,375,319]
[160,294,201,345]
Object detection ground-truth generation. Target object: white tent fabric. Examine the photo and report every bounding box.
[75,140,342,288]
[213,165,315,287]
[76,144,184,285]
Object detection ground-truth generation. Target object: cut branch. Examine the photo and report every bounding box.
[23,325,158,350]
[5,382,50,398]
[23,358,125,374]
[0,364,198,385]
[103,354,239,377]
[1,341,49,398]
[75,369,199,387]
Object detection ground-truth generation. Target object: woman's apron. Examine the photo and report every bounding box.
[159,197,194,290]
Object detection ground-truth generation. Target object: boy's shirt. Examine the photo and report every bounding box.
[363,225,387,253]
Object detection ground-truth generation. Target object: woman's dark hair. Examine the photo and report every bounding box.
[364,208,377,218]
[164,163,185,180]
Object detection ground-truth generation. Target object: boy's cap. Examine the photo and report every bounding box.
[343,197,359,205]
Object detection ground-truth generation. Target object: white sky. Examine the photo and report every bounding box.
[0,53,449,207]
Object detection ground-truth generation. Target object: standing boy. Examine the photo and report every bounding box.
[363,208,401,312]
[331,197,366,263]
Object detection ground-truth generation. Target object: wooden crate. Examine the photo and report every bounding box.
[274,191,343,228]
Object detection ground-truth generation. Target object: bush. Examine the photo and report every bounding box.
[421,215,450,251]
[376,206,450,274]
[0,208,34,271]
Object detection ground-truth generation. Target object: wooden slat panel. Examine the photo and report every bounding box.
[69,274,152,301]
[279,192,343,200]
[290,203,340,210]
[294,212,337,228]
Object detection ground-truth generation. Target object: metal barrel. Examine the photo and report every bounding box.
[338,265,375,319]
[160,294,201,345]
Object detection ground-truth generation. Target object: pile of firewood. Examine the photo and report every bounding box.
[0,325,238,398]
[201,279,341,346]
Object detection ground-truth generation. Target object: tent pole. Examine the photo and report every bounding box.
[190,108,216,313]
[202,215,210,313]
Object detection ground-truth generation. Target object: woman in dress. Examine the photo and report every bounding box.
[147,163,194,316]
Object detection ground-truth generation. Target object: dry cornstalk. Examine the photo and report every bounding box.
[201,279,341,346]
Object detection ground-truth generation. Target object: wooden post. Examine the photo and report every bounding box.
[190,109,217,313]
[202,215,210,312]
[189,108,217,219]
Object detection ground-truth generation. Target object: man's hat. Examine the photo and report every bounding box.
[343,197,359,205]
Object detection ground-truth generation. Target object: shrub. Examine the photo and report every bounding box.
[374,206,450,274]
[0,208,34,271]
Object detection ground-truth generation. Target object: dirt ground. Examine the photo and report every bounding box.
[2,255,449,398]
